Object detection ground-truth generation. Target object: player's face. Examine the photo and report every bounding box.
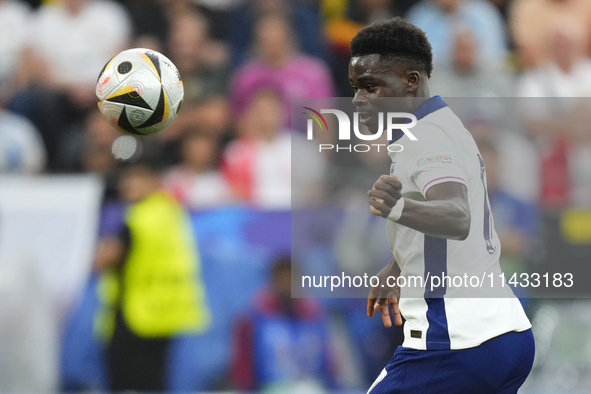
[349,54,412,130]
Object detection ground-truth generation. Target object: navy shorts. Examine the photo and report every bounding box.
[368,329,535,394]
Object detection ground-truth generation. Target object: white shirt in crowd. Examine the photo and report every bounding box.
[223,132,292,209]
[164,168,233,209]
[27,0,130,88]
[517,59,591,97]
[0,0,30,86]
[517,59,591,207]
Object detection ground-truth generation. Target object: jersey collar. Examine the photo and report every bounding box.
[390,95,448,143]
[412,95,448,121]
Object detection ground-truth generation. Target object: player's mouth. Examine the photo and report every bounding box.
[358,112,373,124]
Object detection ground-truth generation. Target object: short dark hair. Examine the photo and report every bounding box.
[351,17,433,78]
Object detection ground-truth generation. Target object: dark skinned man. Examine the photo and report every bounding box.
[349,17,534,394]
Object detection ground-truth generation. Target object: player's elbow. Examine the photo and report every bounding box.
[454,208,471,241]
[448,204,471,241]
[455,224,470,241]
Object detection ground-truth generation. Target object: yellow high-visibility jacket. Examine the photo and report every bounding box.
[96,191,211,339]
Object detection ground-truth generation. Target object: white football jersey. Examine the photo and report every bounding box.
[387,96,531,350]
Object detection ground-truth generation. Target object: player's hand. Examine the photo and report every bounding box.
[367,263,403,328]
[367,175,402,218]
[368,295,402,328]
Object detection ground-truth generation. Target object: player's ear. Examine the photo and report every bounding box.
[406,70,421,93]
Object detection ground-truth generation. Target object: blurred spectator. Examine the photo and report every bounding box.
[26,0,130,102]
[229,0,325,68]
[190,97,232,138]
[75,111,120,175]
[0,0,31,103]
[291,132,328,207]
[486,0,510,22]
[510,0,591,69]
[516,20,591,208]
[568,117,591,207]
[153,96,232,169]
[94,163,211,391]
[42,110,120,174]
[322,1,364,96]
[516,18,591,97]
[145,9,230,165]
[194,0,242,40]
[323,0,412,96]
[430,29,512,97]
[122,0,169,52]
[231,256,335,392]
[406,0,507,67]
[347,0,396,24]
[168,11,228,105]
[230,11,335,128]
[322,0,418,49]
[158,0,199,20]
[463,106,540,203]
[0,108,46,174]
[14,0,130,171]
[223,89,291,208]
[163,131,233,208]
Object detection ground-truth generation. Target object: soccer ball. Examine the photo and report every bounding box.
[96,48,184,136]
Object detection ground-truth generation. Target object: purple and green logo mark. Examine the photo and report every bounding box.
[302,107,328,138]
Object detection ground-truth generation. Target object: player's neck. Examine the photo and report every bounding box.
[406,84,432,112]
[415,82,431,98]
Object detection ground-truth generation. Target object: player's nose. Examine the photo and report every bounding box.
[352,94,368,108]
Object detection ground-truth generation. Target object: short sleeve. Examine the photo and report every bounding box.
[408,139,468,198]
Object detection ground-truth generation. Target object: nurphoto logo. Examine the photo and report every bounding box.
[302,107,418,153]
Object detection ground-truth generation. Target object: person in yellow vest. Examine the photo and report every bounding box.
[93,163,211,392]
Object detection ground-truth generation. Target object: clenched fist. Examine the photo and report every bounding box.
[368,175,402,218]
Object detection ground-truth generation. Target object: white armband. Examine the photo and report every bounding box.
[387,197,405,222]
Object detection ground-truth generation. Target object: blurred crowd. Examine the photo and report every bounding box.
[1,0,591,392]
[0,0,590,211]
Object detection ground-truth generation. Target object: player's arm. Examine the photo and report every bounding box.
[368,175,471,240]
